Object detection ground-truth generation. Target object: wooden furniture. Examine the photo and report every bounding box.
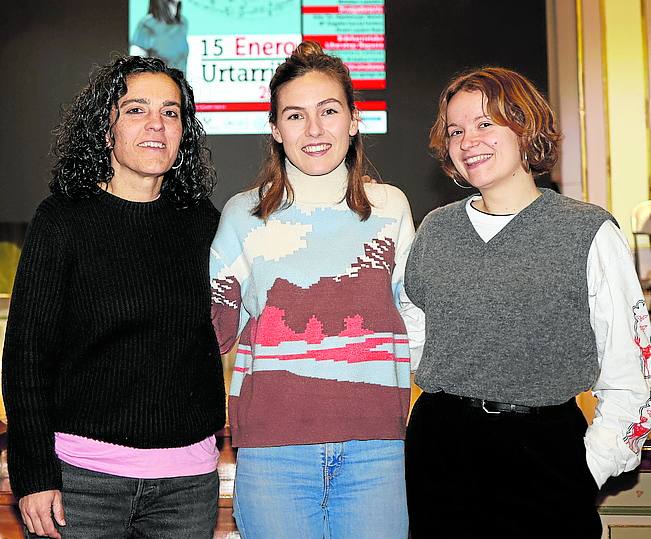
[215,426,240,538]
[598,442,651,538]
[0,422,22,539]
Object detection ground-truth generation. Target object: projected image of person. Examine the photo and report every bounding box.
[130,0,189,73]
[2,56,224,538]
[404,67,651,538]
[209,41,425,539]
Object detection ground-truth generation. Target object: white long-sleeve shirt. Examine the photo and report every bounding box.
[466,197,651,488]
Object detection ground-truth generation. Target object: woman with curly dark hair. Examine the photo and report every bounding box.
[2,55,225,538]
[404,67,651,538]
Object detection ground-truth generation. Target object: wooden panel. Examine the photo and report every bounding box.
[216,426,239,536]
[609,525,651,538]
[0,505,22,539]
[214,507,240,539]
[217,427,236,500]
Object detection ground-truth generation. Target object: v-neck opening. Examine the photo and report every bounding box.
[463,189,552,246]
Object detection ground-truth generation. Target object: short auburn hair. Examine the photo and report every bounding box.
[430,66,561,180]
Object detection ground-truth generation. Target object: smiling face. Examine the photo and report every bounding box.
[270,70,359,176]
[108,72,183,189]
[446,90,528,192]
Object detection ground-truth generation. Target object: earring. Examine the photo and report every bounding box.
[453,177,474,190]
[523,152,531,173]
[171,151,184,170]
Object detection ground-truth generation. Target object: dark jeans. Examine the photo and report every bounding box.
[26,461,219,538]
[405,391,602,539]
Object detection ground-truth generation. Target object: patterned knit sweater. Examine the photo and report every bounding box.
[209,161,424,448]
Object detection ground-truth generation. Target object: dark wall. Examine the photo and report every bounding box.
[0,0,548,224]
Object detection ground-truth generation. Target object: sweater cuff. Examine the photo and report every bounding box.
[8,453,62,500]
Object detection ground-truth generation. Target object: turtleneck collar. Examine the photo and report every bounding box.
[285,158,349,205]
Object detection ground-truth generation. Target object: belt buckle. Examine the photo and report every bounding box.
[481,399,502,415]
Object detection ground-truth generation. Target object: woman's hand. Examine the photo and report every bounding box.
[19,489,66,538]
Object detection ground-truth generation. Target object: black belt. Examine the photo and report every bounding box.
[441,393,574,416]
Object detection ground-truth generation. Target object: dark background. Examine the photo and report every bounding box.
[0,0,548,227]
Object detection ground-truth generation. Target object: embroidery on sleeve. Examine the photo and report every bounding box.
[624,300,651,453]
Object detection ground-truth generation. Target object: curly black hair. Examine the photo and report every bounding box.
[50,55,215,208]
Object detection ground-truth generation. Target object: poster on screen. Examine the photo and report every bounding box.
[129,0,387,135]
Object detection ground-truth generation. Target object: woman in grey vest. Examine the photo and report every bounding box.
[404,67,651,538]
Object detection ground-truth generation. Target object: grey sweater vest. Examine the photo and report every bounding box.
[405,189,615,406]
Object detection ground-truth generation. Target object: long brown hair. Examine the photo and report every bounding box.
[430,67,561,181]
[252,41,374,221]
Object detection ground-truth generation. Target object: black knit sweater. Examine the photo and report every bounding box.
[2,192,226,499]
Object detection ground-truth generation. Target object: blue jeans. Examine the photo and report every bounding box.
[26,461,219,538]
[233,440,408,539]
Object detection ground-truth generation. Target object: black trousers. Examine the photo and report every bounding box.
[405,392,602,539]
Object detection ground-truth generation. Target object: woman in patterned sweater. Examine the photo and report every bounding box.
[210,41,424,539]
